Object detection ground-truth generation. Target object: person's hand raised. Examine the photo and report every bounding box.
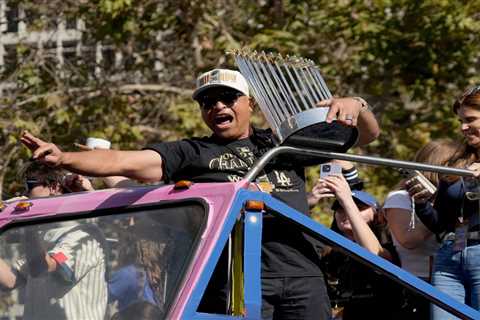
[317,97,364,127]
[405,178,431,204]
[468,162,480,178]
[20,131,64,167]
[308,179,335,207]
[321,174,352,206]
[63,174,94,192]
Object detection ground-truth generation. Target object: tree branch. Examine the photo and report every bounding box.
[11,84,194,108]
[0,145,19,200]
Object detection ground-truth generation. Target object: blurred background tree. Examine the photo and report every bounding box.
[1,0,480,224]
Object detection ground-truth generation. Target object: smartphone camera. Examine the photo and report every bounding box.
[320,163,342,179]
[463,177,480,200]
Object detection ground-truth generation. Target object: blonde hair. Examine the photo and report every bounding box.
[413,139,464,186]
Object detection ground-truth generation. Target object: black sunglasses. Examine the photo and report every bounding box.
[25,179,45,191]
[197,90,245,111]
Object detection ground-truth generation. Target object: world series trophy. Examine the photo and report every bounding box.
[230,50,476,186]
[231,49,358,156]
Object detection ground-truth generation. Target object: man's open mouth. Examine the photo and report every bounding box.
[214,114,233,125]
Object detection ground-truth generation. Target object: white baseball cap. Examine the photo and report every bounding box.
[192,69,250,100]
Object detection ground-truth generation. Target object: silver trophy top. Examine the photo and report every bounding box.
[230,49,357,154]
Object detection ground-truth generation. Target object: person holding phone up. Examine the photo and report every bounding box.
[383,139,464,319]
[312,163,396,261]
[384,139,463,282]
[407,86,480,319]
[308,160,363,208]
[309,162,402,320]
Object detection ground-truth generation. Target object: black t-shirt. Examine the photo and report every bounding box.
[146,128,327,277]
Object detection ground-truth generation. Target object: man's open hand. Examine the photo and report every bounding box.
[20,131,64,167]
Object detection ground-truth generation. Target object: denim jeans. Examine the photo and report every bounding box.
[431,240,480,320]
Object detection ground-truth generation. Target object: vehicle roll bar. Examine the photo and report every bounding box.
[245,146,475,183]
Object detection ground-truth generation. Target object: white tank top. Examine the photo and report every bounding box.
[383,190,439,279]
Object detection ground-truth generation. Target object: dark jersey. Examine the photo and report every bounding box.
[148,129,308,212]
[146,128,325,276]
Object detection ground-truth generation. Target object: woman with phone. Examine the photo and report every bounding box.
[310,169,402,319]
[408,86,480,319]
[324,176,395,261]
[383,139,463,319]
[308,160,363,208]
[384,140,462,280]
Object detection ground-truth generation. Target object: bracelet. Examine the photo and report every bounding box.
[352,96,371,112]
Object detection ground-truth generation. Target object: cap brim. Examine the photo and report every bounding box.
[332,198,374,211]
[192,84,247,100]
[351,191,378,209]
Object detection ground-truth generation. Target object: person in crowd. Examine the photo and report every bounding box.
[383,139,463,319]
[0,162,108,320]
[384,139,464,279]
[314,173,402,320]
[18,159,95,197]
[108,218,172,315]
[19,68,380,319]
[408,85,480,319]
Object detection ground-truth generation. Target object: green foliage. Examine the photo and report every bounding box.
[1,0,480,221]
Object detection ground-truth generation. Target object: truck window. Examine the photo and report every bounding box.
[0,200,206,320]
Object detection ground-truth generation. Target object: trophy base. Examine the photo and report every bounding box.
[277,109,359,166]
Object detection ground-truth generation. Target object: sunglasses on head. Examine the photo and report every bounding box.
[454,85,480,112]
[197,90,245,111]
[25,179,45,191]
[461,85,480,98]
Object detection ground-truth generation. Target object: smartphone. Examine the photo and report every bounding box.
[398,168,437,195]
[320,162,342,179]
[462,176,480,200]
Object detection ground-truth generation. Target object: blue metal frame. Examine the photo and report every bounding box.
[243,210,262,319]
[183,191,247,320]
[239,189,480,320]
[183,188,480,319]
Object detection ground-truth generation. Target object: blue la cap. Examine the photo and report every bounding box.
[351,190,378,209]
[332,190,378,211]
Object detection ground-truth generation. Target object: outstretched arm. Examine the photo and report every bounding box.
[21,132,163,183]
[318,97,380,146]
[323,175,392,261]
